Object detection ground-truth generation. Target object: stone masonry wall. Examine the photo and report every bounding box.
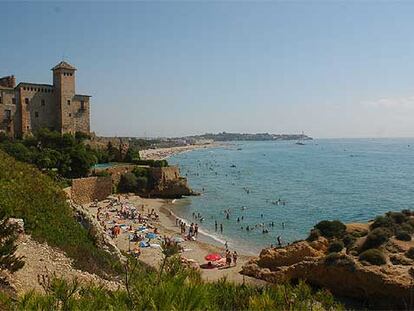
[71,176,112,204]
[92,164,136,188]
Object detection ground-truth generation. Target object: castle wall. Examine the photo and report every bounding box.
[0,87,16,136]
[71,176,112,204]
[16,85,57,136]
[0,76,16,88]
[1,62,91,138]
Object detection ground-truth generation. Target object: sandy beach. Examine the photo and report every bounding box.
[86,195,265,285]
[139,143,222,161]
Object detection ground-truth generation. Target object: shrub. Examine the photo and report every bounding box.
[136,176,148,192]
[118,172,138,193]
[306,229,321,242]
[405,247,414,259]
[124,147,141,163]
[370,215,394,230]
[342,234,356,248]
[324,253,354,268]
[314,220,346,238]
[395,230,412,241]
[387,212,407,225]
[328,240,344,253]
[359,249,386,265]
[361,227,391,251]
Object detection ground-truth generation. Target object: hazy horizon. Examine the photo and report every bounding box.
[2,2,414,139]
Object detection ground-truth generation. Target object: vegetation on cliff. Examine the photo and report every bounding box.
[1,253,342,310]
[0,150,120,277]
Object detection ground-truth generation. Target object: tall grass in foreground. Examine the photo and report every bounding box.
[1,256,342,311]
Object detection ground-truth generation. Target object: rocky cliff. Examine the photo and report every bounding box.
[242,211,414,309]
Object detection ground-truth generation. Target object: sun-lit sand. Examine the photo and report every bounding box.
[139,143,221,161]
[87,195,265,285]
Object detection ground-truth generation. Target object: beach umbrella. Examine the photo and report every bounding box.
[204,253,222,261]
[139,241,149,247]
[146,232,157,239]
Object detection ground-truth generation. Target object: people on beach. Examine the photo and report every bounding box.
[277,235,282,247]
[220,223,223,233]
[225,250,232,266]
[215,220,218,231]
[194,223,199,237]
[232,251,238,266]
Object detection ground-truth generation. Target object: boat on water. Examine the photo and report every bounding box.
[295,131,306,145]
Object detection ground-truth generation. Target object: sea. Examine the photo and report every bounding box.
[167,138,414,255]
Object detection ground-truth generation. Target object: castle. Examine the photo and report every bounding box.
[0,61,90,138]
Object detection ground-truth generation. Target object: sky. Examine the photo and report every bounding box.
[2,1,414,138]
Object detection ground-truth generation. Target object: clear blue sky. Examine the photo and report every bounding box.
[2,1,414,138]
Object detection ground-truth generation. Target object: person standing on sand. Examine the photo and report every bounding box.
[226,250,232,266]
[277,236,282,247]
[233,251,238,266]
[225,241,228,250]
[215,220,218,231]
[220,223,223,233]
[194,223,199,237]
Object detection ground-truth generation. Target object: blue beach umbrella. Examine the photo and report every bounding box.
[139,241,149,247]
[146,232,157,239]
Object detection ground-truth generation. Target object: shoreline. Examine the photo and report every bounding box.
[87,195,265,285]
[139,142,225,161]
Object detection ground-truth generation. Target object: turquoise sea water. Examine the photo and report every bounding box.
[168,139,414,255]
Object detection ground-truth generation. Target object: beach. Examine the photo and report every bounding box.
[139,143,222,161]
[86,195,265,285]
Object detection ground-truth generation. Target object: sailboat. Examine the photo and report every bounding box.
[295,131,306,145]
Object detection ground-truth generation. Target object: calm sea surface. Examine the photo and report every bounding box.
[168,139,414,254]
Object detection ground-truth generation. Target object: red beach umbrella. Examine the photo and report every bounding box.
[204,253,222,261]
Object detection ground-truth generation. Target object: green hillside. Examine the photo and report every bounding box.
[0,150,119,277]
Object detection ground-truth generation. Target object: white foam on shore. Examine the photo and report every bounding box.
[166,207,227,246]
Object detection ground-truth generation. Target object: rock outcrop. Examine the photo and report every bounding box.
[71,202,126,263]
[242,222,414,309]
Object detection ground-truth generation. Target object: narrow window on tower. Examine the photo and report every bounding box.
[69,113,72,117]
[35,111,39,118]
[67,100,71,106]
[80,101,85,110]
[0,96,2,104]
[41,99,45,106]
[25,98,29,105]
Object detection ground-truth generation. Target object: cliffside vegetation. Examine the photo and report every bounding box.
[1,253,342,310]
[0,150,120,277]
[308,210,414,266]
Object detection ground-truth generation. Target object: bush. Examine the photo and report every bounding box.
[136,176,148,191]
[405,247,414,259]
[342,234,356,248]
[387,212,407,225]
[370,215,394,231]
[306,229,321,242]
[361,227,391,251]
[359,249,386,265]
[124,147,141,163]
[93,170,111,177]
[395,230,412,241]
[118,172,138,193]
[324,253,355,268]
[314,220,346,238]
[328,240,344,253]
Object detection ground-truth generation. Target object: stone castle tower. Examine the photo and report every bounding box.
[0,61,90,138]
